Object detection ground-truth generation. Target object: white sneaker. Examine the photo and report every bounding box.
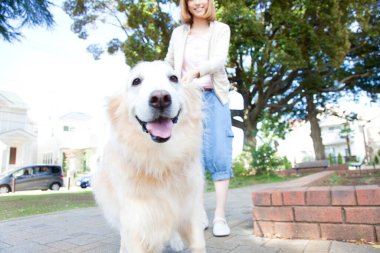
[212,217,230,237]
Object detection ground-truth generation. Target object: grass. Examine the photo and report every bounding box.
[0,190,96,221]
[325,173,344,185]
[317,170,380,186]
[0,173,296,220]
[205,173,296,192]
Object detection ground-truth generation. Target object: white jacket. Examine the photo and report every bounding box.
[165,21,231,105]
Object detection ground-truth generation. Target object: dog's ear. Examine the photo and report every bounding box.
[108,95,123,125]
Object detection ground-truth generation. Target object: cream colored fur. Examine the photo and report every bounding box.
[92,61,206,253]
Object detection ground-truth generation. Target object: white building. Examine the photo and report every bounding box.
[37,112,101,176]
[277,101,380,165]
[0,88,101,177]
[0,90,38,173]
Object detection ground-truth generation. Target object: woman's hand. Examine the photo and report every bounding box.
[181,69,200,84]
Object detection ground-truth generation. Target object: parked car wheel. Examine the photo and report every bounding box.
[0,185,10,194]
[80,183,88,189]
[50,183,61,191]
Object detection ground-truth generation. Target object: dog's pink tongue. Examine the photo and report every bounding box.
[146,118,173,139]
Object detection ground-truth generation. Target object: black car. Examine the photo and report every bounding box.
[0,165,64,194]
[76,174,91,189]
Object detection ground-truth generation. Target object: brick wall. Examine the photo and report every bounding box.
[252,185,380,242]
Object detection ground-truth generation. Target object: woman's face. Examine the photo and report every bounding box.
[187,0,209,19]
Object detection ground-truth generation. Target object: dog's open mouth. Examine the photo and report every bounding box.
[135,109,181,143]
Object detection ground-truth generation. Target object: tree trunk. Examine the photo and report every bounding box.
[245,93,266,149]
[244,120,257,149]
[306,94,326,160]
[346,136,352,157]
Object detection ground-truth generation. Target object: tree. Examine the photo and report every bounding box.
[0,0,55,42]
[218,0,379,154]
[63,0,379,159]
[339,122,353,158]
[286,1,379,159]
[63,0,176,65]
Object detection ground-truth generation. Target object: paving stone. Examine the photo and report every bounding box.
[304,251,331,253]
[0,242,53,253]
[65,241,112,253]
[230,245,278,253]
[0,172,377,253]
[79,244,120,253]
[277,249,303,253]
[263,238,308,251]
[329,241,380,253]
[304,240,331,252]
[205,246,231,253]
[0,241,12,249]
[30,233,71,244]
[46,240,79,251]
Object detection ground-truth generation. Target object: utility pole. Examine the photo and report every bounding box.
[361,124,369,163]
[360,113,380,164]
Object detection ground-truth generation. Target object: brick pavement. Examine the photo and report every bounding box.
[0,171,379,253]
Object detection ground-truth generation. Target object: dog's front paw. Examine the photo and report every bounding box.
[168,232,185,252]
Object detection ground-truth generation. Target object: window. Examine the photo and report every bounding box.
[9,147,16,164]
[34,166,50,175]
[63,125,76,132]
[51,166,61,174]
[328,126,340,131]
[13,168,33,178]
[43,153,53,164]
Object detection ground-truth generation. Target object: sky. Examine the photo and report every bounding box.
[1,1,378,125]
[0,1,129,122]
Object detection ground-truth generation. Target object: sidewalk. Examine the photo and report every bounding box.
[0,172,379,253]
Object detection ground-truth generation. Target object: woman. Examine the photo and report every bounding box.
[165,0,233,237]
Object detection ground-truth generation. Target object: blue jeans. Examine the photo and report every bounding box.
[202,91,234,181]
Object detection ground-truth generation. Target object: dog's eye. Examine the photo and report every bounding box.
[169,75,178,83]
[132,78,142,86]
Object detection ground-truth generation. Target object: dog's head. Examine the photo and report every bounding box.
[116,61,183,143]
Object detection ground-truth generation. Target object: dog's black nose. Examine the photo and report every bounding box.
[149,90,172,109]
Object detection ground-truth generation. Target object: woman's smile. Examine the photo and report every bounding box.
[188,0,208,18]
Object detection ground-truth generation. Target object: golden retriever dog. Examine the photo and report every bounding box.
[92,61,206,253]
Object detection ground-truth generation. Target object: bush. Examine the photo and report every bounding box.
[376,150,380,165]
[280,156,292,170]
[233,149,253,176]
[337,153,343,164]
[251,143,283,176]
[328,153,334,165]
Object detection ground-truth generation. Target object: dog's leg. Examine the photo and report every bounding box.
[181,225,206,253]
[119,222,164,253]
[168,231,185,252]
[119,227,147,253]
[180,208,206,253]
[189,226,207,253]
[120,233,163,253]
